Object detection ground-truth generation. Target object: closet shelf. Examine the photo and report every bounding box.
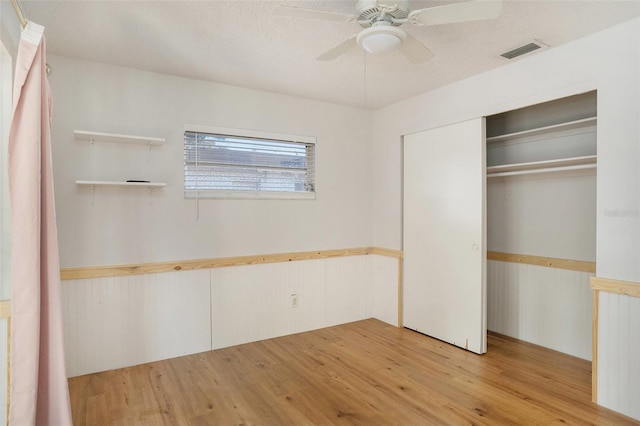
[486,155,597,178]
[76,180,167,188]
[74,130,165,145]
[485,117,597,143]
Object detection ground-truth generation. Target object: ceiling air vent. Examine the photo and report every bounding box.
[500,40,548,60]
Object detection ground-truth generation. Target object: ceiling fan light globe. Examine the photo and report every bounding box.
[357,25,407,55]
[360,33,402,54]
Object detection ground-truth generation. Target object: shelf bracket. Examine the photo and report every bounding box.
[91,184,96,206]
[147,142,152,163]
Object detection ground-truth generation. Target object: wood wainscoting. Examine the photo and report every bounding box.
[487,251,595,273]
[60,247,402,280]
[487,251,595,360]
[60,247,403,325]
[59,246,404,328]
[59,247,403,377]
[589,276,640,403]
[0,300,9,425]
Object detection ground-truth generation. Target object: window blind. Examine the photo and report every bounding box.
[184,131,315,198]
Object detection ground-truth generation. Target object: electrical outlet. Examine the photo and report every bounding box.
[290,293,298,308]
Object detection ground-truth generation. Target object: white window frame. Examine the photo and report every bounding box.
[184,124,316,200]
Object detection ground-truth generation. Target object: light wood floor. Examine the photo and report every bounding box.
[68,319,637,425]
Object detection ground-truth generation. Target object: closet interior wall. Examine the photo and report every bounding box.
[486,91,597,360]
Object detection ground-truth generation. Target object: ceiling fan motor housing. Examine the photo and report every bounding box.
[356,0,410,27]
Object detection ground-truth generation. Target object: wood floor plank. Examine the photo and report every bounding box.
[68,319,638,425]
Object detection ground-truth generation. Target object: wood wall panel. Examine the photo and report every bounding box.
[62,270,210,377]
[487,260,593,360]
[372,255,400,327]
[325,256,373,327]
[210,260,327,351]
[0,318,7,426]
[143,271,212,359]
[596,291,640,419]
[62,254,399,377]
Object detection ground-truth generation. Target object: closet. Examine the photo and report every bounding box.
[403,91,596,359]
[486,91,596,360]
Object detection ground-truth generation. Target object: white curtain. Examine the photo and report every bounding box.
[8,22,72,425]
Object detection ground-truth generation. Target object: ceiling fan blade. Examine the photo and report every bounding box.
[317,36,358,61]
[409,0,502,26]
[398,34,434,64]
[274,5,356,22]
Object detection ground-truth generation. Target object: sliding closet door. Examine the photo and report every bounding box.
[403,118,486,354]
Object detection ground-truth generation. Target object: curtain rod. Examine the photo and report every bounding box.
[10,0,52,75]
[10,0,27,29]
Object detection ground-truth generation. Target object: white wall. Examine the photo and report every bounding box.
[487,172,596,261]
[372,17,640,420]
[48,55,407,378]
[0,1,20,59]
[48,55,373,268]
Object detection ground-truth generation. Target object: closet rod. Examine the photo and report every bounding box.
[10,0,52,75]
[486,163,596,178]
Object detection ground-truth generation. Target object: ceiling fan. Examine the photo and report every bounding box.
[275,0,502,64]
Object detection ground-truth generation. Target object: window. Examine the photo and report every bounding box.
[184,125,315,199]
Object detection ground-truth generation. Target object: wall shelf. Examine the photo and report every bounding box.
[485,116,597,143]
[486,155,597,178]
[74,129,166,198]
[76,180,166,188]
[74,130,165,146]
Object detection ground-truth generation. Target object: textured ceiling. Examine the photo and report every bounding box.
[20,0,640,109]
